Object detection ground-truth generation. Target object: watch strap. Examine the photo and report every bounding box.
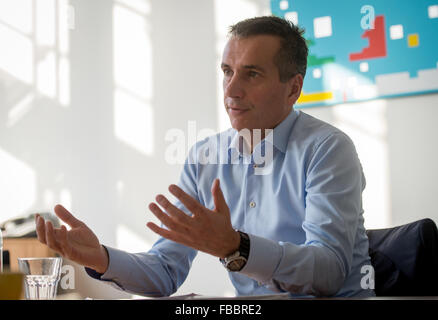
[220,231,250,271]
[237,231,250,260]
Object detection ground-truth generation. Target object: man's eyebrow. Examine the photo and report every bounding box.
[220,63,266,73]
[242,65,266,73]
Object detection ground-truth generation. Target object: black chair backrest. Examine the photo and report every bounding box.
[366,218,438,296]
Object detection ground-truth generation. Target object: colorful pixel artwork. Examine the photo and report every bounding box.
[270,0,438,108]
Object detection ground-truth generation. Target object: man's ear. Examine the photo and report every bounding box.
[287,74,303,106]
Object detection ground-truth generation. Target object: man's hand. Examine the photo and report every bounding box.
[35,204,109,274]
[147,179,240,259]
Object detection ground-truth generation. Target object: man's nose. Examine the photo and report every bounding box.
[224,75,245,99]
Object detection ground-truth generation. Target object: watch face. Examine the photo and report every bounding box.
[227,258,246,271]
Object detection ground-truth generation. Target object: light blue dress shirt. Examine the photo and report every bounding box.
[87,109,375,298]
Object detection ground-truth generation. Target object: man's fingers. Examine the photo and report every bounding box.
[54,204,83,228]
[58,225,72,257]
[45,221,64,255]
[146,221,194,247]
[35,214,47,244]
[168,184,205,217]
[148,203,190,235]
[155,195,193,225]
[211,179,228,214]
[147,222,178,241]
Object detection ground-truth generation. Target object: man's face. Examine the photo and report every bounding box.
[221,35,303,132]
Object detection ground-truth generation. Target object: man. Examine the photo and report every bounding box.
[36,16,375,297]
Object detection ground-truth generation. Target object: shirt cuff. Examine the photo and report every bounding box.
[239,233,283,283]
[84,267,104,280]
[83,245,128,290]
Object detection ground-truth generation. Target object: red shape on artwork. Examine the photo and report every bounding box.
[349,15,387,61]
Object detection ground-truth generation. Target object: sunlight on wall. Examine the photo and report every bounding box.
[0,0,33,84]
[34,0,71,105]
[0,0,71,115]
[0,147,36,222]
[114,88,154,155]
[37,50,56,98]
[0,22,33,84]
[58,0,70,54]
[113,0,154,156]
[116,224,154,253]
[0,0,32,34]
[6,93,34,127]
[36,0,55,47]
[58,0,71,106]
[117,0,151,15]
[332,100,391,229]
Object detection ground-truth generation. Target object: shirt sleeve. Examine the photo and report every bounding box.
[84,149,200,297]
[239,132,365,296]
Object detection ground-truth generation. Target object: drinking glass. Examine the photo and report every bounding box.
[17,257,62,300]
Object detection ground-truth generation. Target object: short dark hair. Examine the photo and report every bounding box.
[228,16,308,82]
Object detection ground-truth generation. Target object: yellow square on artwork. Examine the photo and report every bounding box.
[408,34,419,47]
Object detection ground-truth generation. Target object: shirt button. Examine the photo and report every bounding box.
[253,164,257,168]
[249,201,256,208]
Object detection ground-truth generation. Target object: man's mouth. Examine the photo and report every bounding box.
[227,107,250,116]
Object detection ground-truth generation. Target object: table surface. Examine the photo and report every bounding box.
[55,292,438,300]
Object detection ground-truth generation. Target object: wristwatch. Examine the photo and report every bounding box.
[220,231,250,272]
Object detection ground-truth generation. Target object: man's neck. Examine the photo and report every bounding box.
[240,109,292,153]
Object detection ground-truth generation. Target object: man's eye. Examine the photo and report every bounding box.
[223,69,233,76]
[248,71,259,78]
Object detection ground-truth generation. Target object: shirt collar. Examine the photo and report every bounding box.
[228,108,299,155]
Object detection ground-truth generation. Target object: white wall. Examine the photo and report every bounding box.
[1,0,437,299]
